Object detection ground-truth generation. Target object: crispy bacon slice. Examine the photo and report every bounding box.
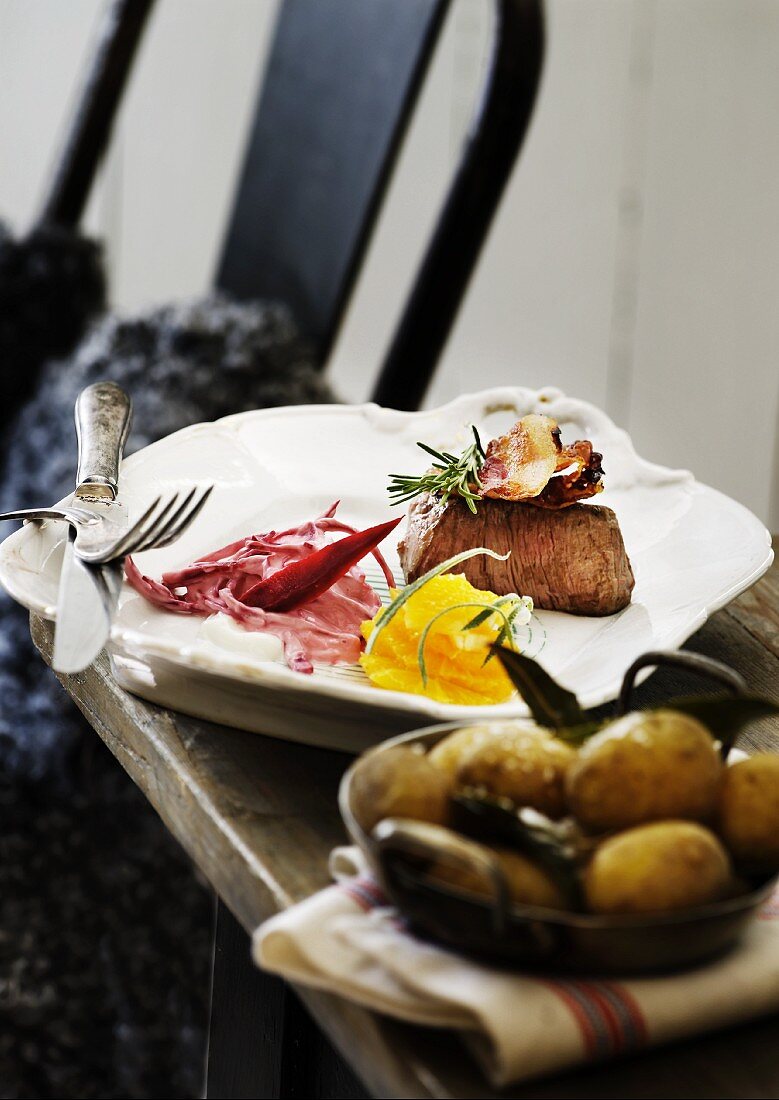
[479,414,561,500]
[479,414,603,508]
[534,439,604,508]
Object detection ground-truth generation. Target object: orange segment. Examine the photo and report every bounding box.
[360,573,519,705]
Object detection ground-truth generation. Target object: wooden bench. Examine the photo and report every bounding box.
[30,538,779,1098]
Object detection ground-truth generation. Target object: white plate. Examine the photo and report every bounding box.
[0,386,772,752]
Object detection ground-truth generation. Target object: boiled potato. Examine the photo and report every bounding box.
[584,821,732,914]
[428,845,568,910]
[428,724,496,778]
[453,721,577,818]
[717,754,779,870]
[349,745,451,833]
[566,709,721,832]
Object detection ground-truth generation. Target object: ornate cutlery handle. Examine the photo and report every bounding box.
[75,382,133,500]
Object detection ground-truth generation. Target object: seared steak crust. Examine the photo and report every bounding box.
[398,493,634,616]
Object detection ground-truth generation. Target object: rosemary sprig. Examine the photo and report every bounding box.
[387,426,486,514]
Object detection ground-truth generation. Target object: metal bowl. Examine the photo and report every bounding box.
[339,721,776,975]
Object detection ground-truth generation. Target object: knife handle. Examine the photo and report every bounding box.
[75,382,133,500]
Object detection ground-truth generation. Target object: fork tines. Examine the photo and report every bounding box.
[105,484,214,562]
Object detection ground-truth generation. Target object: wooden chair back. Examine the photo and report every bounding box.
[217,0,544,409]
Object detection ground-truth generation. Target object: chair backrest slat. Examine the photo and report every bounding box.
[217,0,448,363]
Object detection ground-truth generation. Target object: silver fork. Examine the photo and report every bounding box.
[0,484,213,563]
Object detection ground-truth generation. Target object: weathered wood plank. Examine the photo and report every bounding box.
[725,537,779,664]
[31,618,437,1099]
[29,553,779,1099]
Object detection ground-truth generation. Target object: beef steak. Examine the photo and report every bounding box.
[398,492,634,616]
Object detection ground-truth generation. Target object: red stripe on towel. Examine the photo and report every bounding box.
[339,876,389,912]
[539,980,601,1058]
[540,978,648,1059]
[598,981,648,1048]
[340,882,374,912]
[570,981,624,1052]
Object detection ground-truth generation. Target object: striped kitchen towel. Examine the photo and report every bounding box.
[254,848,779,1088]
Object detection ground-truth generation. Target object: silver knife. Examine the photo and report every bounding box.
[52,382,132,674]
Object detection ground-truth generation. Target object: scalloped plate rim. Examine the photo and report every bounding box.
[0,385,773,737]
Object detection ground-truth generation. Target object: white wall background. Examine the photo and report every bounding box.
[1,0,777,527]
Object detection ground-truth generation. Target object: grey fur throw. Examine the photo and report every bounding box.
[0,295,335,1097]
[1,293,335,774]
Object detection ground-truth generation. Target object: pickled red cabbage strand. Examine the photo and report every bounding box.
[125,502,395,674]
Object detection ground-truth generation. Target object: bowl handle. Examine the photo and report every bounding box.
[617,649,747,716]
[372,818,512,936]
